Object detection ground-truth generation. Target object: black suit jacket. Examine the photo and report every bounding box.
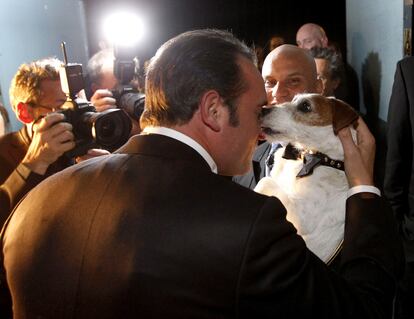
[233,141,271,189]
[1,133,403,318]
[0,127,72,226]
[384,56,414,262]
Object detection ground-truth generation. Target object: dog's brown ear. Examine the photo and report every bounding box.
[331,98,359,135]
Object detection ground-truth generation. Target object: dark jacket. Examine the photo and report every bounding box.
[0,127,72,225]
[232,141,271,189]
[384,56,414,262]
[1,133,403,318]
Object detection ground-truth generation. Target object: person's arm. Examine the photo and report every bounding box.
[238,194,402,318]
[0,114,75,224]
[384,60,412,222]
[22,113,75,175]
[0,164,44,225]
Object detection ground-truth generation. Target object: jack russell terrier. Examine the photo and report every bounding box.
[255,93,359,264]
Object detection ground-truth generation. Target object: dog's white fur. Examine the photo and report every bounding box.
[255,93,357,263]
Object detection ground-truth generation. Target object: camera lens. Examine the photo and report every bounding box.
[118,92,145,120]
[93,109,132,151]
[99,118,116,139]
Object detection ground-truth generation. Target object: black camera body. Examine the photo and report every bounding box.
[59,42,131,158]
[111,45,145,121]
[111,86,145,121]
[59,98,131,158]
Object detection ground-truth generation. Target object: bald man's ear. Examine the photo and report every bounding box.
[16,102,34,124]
[199,90,222,132]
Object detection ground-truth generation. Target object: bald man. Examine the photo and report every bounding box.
[295,22,360,111]
[296,23,329,50]
[233,44,322,189]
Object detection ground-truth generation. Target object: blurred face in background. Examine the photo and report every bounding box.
[296,24,328,50]
[314,57,340,97]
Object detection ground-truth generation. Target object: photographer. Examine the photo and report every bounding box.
[0,58,108,225]
[86,48,143,135]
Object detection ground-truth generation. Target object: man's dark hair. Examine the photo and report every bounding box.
[309,46,345,81]
[141,29,256,128]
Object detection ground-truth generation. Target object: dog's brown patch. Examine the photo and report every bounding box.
[331,98,359,135]
[293,95,334,126]
[311,95,335,126]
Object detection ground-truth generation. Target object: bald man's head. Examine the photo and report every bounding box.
[296,23,329,50]
[262,44,322,104]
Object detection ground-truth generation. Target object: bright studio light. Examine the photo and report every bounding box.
[103,11,145,47]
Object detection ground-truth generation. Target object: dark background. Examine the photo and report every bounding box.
[83,0,346,61]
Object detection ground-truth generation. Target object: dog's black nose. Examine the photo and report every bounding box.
[261,107,273,117]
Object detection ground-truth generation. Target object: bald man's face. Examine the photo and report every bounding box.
[296,25,328,50]
[261,47,322,105]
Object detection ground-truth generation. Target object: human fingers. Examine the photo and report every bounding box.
[37,120,73,141]
[33,113,66,133]
[354,117,375,151]
[353,117,375,176]
[93,97,117,112]
[23,122,75,174]
[91,89,113,99]
[90,89,116,111]
[338,123,374,187]
[337,125,356,155]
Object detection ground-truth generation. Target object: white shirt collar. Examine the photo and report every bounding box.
[142,126,218,174]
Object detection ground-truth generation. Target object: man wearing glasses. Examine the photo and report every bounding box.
[0,58,75,225]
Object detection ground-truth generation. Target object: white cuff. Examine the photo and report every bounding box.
[347,185,381,198]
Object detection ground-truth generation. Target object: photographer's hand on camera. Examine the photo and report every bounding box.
[22,113,75,175]
[90,88,141,136]
[90,89,117,112]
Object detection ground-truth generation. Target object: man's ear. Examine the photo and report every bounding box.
[199,90,222,132]
[16,102,34,124]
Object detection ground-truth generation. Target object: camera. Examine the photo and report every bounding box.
[111,45,145,121]
[59,42,132,158]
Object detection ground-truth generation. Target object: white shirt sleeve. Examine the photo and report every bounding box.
[347,185,381,198]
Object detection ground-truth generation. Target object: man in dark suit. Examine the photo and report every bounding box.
[1,29,403,318]
[384,56,414,319]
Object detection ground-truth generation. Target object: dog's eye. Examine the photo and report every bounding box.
[297,100,312,113]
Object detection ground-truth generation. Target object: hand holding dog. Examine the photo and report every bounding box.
[338,117,375,187]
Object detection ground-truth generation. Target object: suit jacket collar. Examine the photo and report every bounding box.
[252,142,271,183]
[116,134,213,173]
